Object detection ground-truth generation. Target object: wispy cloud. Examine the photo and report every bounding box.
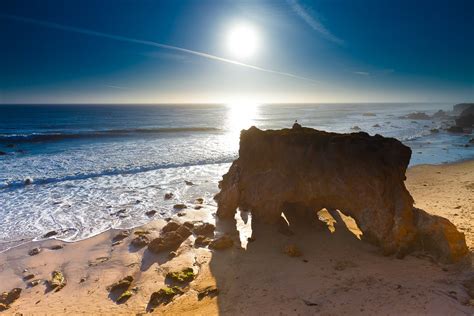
[142,51,192,63]
[0,14,318,84]
[353,71,370,76]
[287,0,343,45]
[104,84,129,90]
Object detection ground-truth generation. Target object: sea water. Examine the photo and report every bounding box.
[0,103,473,250]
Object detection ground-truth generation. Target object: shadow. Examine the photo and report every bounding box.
[207,209,468,314]
[127,240,148,253]
[140,248,175,272]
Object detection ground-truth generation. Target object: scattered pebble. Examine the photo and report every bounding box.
[28,248,41,256]
[42,230,58,238]
[145,210,157,217]
[23,274,35,281]
[197,287,219,300]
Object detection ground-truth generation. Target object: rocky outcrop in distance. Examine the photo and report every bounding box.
[448,103,474,132]
[215,125,469,264]
[455,103,474,128]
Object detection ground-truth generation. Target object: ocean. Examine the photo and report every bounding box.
[0,103,473,251]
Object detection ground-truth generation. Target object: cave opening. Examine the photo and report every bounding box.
[317,208,363,239]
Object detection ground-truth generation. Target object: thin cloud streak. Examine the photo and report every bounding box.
[287,0,343,45]
[104,84,129,90]
[0,14,318,84]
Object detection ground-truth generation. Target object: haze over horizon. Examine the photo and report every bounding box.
[1,0,473,104]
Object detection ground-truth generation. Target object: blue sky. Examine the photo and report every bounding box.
[0,0,473,103]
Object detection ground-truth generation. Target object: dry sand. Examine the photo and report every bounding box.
[1,160,473,315]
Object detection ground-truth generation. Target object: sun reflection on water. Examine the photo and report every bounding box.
[225,101,260,133]
[222,102,260,151]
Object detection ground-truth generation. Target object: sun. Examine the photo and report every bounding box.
[227,24,258,59]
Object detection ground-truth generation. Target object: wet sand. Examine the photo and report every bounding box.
[0,160,473,315]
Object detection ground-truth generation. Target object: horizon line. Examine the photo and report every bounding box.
[0,101,461,106]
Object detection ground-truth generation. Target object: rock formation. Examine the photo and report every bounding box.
[455,104,474,128]
[448,103,474,132]
[215,126,469,263]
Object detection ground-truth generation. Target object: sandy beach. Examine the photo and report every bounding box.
[1,160,473,315]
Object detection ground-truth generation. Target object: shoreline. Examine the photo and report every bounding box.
[0,159,473,314]
[1,158,473,255]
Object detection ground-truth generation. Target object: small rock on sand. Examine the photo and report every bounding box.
[116,290,133,303]
[28,247,41,256]
[166,267,195,283]
[27,280,41,288]
[108,276,134,293]
[0,288,22,311]
[23,274,35,281]
[197,287,219,300]
[42,230,58,238]
[162,221,180,233]
[145,210,157,217]
[164,193,174,200]
[112,230,130,243]
[49,271,66,292]
[209,235,233,250]
[148,287,184,308]
[131,235,150,248]
[148,225,192,253]
[193,223,215,237]
[173,204,187,210]
[195,235,212,247]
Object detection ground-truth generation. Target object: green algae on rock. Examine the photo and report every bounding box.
[116,290,133,304]
[49,271,66,292]
[148,286,184,307]
[108,276,133,293]
[166,267,196,283]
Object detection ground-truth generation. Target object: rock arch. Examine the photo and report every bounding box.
[215,126,468,263]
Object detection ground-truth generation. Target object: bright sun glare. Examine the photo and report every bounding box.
[227,24,258,59]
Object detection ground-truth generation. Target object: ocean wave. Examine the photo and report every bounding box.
[0,127,221,143]
[0,158,235,190]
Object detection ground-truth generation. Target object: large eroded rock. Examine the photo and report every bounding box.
[215,126,469,263]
